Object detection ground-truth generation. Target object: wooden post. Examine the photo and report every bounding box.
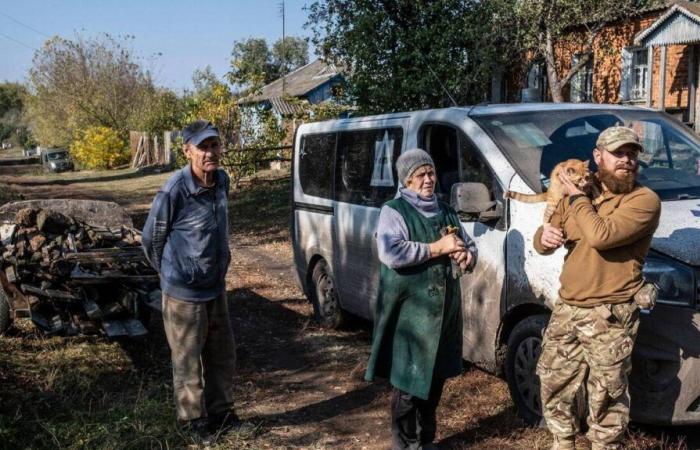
[658,45,667,111]
[646,46,654,107]
[689,45,696,124]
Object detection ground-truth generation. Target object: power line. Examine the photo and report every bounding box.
[0,31,36,51]
[0,11,50,38]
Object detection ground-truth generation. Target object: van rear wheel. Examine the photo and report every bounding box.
[311,260,346,329]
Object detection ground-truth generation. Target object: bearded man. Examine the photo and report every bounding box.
[533,126,661,450]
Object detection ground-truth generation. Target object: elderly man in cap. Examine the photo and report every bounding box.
[143,120,246,442]
[534,126,661,450]
[366,148,477,450]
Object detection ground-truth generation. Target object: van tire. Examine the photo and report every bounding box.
[505,314,587,427]
[0,287,12,335]
[310,259,346,329]
[505,314,548,425]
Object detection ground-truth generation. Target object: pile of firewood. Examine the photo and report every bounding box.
[0,207,160,337]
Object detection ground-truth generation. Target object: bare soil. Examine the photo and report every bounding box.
[0,166,696,449]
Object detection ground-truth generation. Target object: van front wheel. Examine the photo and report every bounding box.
[505,314,548,425]
[311,260,346,329]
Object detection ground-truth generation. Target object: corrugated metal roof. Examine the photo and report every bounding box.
[238,59,344,105]
[268,97,306,116]
[636,1,700,45]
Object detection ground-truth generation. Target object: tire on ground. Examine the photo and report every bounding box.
[505,314,549,425]
[505,313,587,426]
[310,259,346,329]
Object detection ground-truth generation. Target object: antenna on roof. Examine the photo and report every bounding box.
[279,1,286,96]
[425,61,458,107]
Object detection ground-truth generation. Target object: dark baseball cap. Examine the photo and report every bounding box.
[183,120,220,146]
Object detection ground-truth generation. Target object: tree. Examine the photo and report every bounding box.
[70,126,130,169]
[0,83,34,148]
[131,87,185,134]
[227,36,309,91]
[306,0,511,114]
[504,0,660,102]
[25,34,153,147]
[271,36,310,78]
[184,67,240,149]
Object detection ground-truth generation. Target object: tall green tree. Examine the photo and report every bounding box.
[306,0,511,113]
[25,33,154,147]
[228,36,309,91]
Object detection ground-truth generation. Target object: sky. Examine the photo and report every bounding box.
[0,0,315,93]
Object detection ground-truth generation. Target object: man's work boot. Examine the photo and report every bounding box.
[590,442,621,450]
[209,410,256,436]
[550,435,575,450]
[180,417,214,446]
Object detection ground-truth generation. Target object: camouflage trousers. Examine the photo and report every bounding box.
[537,300,639,449]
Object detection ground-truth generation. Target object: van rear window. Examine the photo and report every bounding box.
[299,132,336,199]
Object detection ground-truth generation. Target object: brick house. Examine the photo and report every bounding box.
[508,1,700,130]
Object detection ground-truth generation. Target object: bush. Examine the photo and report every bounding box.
[70,126,130,169]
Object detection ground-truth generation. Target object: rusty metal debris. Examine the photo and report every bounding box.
[0,205,160,337]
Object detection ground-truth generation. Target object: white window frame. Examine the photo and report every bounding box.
[630,48,649,101]
[571,54,594,103]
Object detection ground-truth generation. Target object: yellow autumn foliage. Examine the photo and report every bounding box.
[70,126,130,169]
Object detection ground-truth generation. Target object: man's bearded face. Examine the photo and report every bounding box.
[595,145,639,194]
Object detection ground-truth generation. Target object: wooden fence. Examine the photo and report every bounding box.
[129,131,180,168]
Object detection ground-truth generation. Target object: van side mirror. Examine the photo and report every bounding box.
[450,182,502,222]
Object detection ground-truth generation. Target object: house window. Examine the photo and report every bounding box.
[571,54,594,102]
[631,48,649,101]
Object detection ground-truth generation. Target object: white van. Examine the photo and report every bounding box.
[290,103,700,425]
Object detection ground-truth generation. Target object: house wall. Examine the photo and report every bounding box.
[511,8,693,113]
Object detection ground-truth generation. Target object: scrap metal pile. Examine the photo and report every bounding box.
[0,207,160,337]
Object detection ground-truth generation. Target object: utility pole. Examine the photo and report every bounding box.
[280,0,286,96]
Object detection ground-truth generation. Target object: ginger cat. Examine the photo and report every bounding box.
[504,159,598,224]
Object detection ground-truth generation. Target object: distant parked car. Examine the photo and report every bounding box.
[41,148,74,172]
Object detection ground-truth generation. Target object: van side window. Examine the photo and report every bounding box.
[299,132,336,199]
[459,135,495,198]
[335,128,403,207]
[420,124,495,202]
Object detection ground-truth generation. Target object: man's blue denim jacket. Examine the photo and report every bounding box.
[142,165,230,302]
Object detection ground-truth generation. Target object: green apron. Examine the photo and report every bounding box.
[365,197,463,400]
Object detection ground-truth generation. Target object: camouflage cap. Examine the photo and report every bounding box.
[596,126,643,153]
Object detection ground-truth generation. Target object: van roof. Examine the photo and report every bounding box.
[298,103,653,129]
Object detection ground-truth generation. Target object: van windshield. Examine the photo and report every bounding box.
[472,109,700,201]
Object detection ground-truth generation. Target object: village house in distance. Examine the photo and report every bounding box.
[238,59,345,143]
[505,1,700,132]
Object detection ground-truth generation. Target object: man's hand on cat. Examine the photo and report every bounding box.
[558,172,585,196]
[541,224,565,250]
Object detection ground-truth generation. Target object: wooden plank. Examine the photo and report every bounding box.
[20,283,78,299]
[101,320,129,337]
[123,318,148,337]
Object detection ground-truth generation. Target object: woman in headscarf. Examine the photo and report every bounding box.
[366,148,477,450]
